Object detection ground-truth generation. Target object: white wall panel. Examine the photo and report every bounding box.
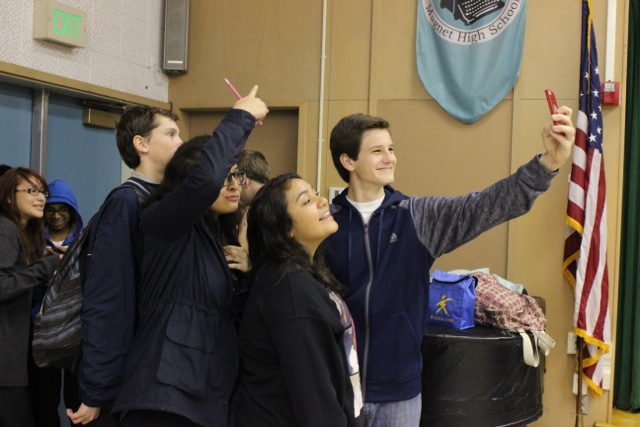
[2,0,168,102]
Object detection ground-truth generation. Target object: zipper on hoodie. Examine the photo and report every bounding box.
[361,221,375,401]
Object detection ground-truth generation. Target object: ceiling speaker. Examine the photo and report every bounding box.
[163,0,190,74]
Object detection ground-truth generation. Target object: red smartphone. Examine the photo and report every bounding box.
[544,89,561,125]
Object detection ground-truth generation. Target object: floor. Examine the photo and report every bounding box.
[610,408,640,426]
[56,406,640,427]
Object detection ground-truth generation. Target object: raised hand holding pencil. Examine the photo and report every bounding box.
[224,78,243,98]
[225,78,267,125]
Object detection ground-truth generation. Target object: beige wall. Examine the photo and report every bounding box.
[171,0,629,425]
[186,109,299,178]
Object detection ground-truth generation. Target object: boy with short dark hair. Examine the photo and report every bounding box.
[237,149,269,206]
[67,106,183,425]
[323,109,576,426]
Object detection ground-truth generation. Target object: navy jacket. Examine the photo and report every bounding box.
[112,109,254,427]
[79,175,154,407]
[322,155,557,403]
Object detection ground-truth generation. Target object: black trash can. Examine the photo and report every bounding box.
[421,324,544,427]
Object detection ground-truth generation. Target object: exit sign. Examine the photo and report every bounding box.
[33,0,87,48]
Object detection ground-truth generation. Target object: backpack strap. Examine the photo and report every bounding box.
[87,179,150,243]
[115,179,151,284]
[120,178,151,203]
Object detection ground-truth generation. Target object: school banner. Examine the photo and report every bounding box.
[416,0,527,123]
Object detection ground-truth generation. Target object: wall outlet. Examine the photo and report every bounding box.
[567,332,577,354]
[601,352,612,390]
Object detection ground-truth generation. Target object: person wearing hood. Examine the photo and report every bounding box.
[43,179,83,251]
[29,179,83,427]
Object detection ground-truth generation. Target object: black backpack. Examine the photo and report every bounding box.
[32,180,149,371]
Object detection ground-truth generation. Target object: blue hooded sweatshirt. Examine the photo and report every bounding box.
[322,155,556,404]
[32,179,84,316]
[44,179,84,247]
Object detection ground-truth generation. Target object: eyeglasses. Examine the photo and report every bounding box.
[45,206,71,216]
[15,188,49,198]
[224,170,247,186]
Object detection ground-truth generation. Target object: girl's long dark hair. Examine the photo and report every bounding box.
[0,167,48,262]
[247,173,342,293]
[144,135,239,244]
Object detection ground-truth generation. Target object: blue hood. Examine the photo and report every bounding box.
[45,179,84,245]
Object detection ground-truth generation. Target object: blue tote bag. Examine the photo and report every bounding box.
[428,270,476,330]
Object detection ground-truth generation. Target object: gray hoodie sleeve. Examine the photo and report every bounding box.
[406,155,557,258]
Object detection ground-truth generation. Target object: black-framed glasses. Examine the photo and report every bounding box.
[45,205,71,216]
[224,170,247,186]
[15,188,49,198]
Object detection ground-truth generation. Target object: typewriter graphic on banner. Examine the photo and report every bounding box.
[440,0,506,26]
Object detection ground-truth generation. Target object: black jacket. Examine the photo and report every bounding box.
[0,217,59,386]
[237,263,359,427]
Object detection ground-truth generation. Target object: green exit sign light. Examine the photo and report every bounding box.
[34,0,87,48]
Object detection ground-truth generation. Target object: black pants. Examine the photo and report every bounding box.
[28,359,81,427]
[0,386,34,427]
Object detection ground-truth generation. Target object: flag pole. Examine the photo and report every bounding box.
[575,336,584,427]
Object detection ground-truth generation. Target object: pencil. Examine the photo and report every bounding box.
[223,78,243,99]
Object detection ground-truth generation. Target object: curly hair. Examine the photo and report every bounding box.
[247,173,342,293]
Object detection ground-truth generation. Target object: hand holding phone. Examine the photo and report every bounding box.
[544,89,561,125]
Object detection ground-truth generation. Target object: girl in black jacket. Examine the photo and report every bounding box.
[112,89,267,427]
[237,173,362,427]
[0,168,60,427]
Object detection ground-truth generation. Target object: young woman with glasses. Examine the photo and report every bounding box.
[0,167,61,427]
[212,167,254,333]
[111,87,268,427]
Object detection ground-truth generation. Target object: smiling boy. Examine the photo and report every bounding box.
[322,111,576,427]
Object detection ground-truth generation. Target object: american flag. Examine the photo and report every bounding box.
[562,0,611,396]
